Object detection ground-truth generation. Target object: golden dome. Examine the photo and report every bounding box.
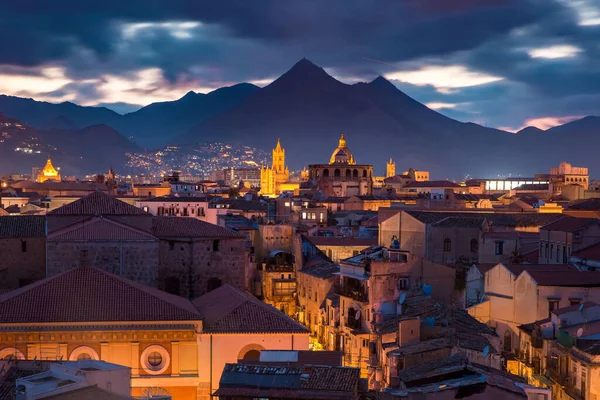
[37,157,61,182]
[329,133,356,165]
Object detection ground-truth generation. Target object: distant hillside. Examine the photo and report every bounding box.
[2,58,600,177]
[0,114,139,175]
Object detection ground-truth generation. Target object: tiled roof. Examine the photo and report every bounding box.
[571,242,600,261]
[152,216,244,239]
[192,284,307,333]
[541,216,599,232]
[482,231,538,239]
[501,263,576,277]
[527,270,600,287]
[307,236,378,247]
[218,363,359,397]
[0,362,48,400]
[403,180,461,188]
[569,198,600,211]
[299,260,340,279]
[406,210,563,227]
[398,354,468,384]
[432,216,486,228]
[12,181,109,192]
[48,217,157,241]
[0,267,201,324]
[138,195,211,203]
[48,191,148,216]
[0,215,46,237]
[551,301,597,316]
[474,263,498,276]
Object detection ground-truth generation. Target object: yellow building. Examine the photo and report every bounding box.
[0,267,309,400]
[386,158,395,178]
[260,138,293,197]
[37,157,61,182]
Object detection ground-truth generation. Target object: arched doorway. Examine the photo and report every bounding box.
[323,169,329,178]
[237,344,265,361]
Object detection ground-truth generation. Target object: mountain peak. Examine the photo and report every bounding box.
[182,90,197,99]
[369,75,397,90]
[275,58,336,86]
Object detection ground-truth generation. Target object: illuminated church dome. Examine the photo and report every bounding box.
[329,133,356,165]
[37,157,61,182]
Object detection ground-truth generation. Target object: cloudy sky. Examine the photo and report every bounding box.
[1,0,599,131]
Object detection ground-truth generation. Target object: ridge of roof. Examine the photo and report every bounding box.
[193,284,307,334]
[48,191,148,216]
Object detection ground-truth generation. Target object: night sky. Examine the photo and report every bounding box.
[2,0,600,131]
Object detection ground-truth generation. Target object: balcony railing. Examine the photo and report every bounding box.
[340,289,369,303]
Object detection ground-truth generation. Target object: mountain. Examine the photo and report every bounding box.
[0,96,121,129]
[116,83,260,147]
[180,59,518,176]
[0,83,260,149]
[0,114,139,175]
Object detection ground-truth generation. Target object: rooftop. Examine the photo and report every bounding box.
[192,284,307,334]
[307,236,378,247]
[0,215,46,237]
[540,216,599,232]
[0,267,201,325]
[299,259,340,279]
[152,216,244,239]
[571,242,600,261]
[527,270,600,287]
[403,180,462,189]
[48,191,147,216]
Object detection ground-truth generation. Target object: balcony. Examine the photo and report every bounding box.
[340,288,369,303]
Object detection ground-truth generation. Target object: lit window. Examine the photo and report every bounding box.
[443,238,451,252]
[285,202,290,207]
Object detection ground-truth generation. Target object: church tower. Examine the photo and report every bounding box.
[386,158,396,178]
[272,138,285,173]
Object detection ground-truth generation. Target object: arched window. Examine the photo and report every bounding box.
[334,169,341,177]
[362,170,367,178]
[504,330,512,352]
[69,346,99,361]
[470,239,478,253]
[323,169,329,178]
[345,169,351,178]
[207,277,222,293]
[140,345,170,375]
[353,169,358,178]
[165,277,180,295]
[443,238,451,252]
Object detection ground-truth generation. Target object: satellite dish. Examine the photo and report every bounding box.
[422,284,432,296]
[577,328,584,338]
[579,303,585,312]
[399,293,407,305]
[355,310,361,320]
[482,346,490,357]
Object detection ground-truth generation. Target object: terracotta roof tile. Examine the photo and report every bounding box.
[193,285,307,333]
[432,216,486,228]
[0,215,46,237]
[299,261,339,279]
[526,270,600,287]
[571,242,600,261]
[541,217,600,232]
[48,217,157,241]
[152,216,244,239]
[48,191,148,216]
[502,263,576,277]
[569,198,600,211]
[0,267,201,324]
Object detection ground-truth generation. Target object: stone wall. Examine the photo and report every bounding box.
[46,241,159,286]
[0,237,46,290]
[157,238,247,298]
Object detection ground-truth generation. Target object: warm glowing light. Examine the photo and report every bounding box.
[528,45,582,59]
[502,115,583,132]
[426,102,458,110]
[386,65,503,92]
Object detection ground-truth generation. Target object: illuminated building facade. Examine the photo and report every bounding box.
[308,133,373,197]
[36,157,61,182]
[386,158,395,178]
[260,138,291,197]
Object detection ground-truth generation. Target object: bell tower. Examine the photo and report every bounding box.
[272,138,285,173]
[386,158,396,178]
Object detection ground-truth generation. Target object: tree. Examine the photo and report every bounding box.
[509,250,525,264]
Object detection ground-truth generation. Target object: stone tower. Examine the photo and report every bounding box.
[386,158,396,178]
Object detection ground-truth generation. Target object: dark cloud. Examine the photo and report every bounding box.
[0,0,599,128]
